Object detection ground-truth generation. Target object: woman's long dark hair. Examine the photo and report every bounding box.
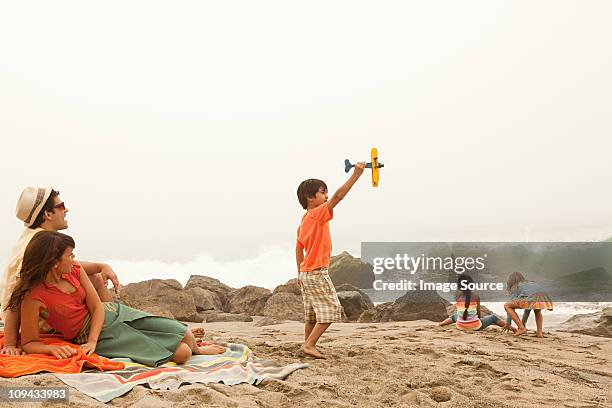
[457,273,474,320]
[4,231,75,312]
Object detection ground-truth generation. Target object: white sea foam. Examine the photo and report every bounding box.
[481,301,611,328]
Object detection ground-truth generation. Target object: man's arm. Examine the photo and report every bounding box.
[326,162,365,211]
[78,261,121,294]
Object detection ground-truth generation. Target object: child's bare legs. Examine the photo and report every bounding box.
[305,322,316,341]
[496,319,516,333]
[504,303,526,336]
[171,342,193,364]
[534,309,544,337]
[438,318,453,326]
[303,322,331,359]
[180,329,226,359]
[521,309,531,326]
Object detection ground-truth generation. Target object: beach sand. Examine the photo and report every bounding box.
[1,318,611,407]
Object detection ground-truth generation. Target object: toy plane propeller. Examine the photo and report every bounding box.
[344,148,384,187]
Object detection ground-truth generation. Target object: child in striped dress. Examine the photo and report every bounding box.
[439,274,513,332]
[503,272,553,338]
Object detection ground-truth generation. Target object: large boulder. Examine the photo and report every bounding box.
[358,290,450,323]
[184,275,234,311]
[186,287,224,312]
[337,290,370,321]
[329,251,375,289]
[263,292,304,322]
[202,311,253,323]
[121,279,201,322]
[335,283,375,308]
[227,285,272,316]
[558,307,612,338]
[273,278,301,296]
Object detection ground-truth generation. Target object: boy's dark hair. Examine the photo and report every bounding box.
[297,179,327,209]
[31,190,60,229]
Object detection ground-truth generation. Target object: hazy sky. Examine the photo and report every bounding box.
[1,1,611,273]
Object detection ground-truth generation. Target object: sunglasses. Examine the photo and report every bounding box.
[53,202,66,211]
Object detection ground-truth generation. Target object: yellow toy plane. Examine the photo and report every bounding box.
[344,148,384,187]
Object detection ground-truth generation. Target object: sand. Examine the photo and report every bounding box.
[1,318,611,407]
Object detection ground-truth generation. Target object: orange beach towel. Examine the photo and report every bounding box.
[0,332,124,378]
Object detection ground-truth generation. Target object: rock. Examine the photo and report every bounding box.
[202,311,253,323]
[134,305,174,319]
[335,283,375,308]
[227,285,272,316]
[329,251,375,289]
[263,292,304,322]
[358,302,394,323]
[358,290,450,322]
[254,317,285,327]
[187,287,224,312]
[121,279,201,322]
[337,291,371,321]
[273,279,301,296]
[184,275,235,311]
[558,307,612,338]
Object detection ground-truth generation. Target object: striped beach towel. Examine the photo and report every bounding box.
[55,343,309,403]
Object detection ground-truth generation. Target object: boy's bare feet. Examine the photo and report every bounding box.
[303,344,326,359]
[536,333,545,338]
[514,327,527,336]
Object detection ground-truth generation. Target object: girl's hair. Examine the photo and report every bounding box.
[4,231,75,312]
[506,271,527,293]
[457,273,474,321]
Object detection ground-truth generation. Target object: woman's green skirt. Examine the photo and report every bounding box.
[74,302,188,367]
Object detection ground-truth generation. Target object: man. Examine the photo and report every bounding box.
[0,186,121,355]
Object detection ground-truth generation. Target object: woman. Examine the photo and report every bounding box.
[4,231,225,366]
[439,274,514,332]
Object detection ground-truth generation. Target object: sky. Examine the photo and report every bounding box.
[1,2,611,288]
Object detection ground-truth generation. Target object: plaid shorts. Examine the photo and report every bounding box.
[299,268,342,323]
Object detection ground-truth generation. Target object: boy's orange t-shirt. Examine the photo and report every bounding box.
[296,203,333,272]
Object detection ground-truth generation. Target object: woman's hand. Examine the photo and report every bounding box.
[80,341,98,355]
[49,345,78,359]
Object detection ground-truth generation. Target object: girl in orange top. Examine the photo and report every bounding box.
[4,231,224,366]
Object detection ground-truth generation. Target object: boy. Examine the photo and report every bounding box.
[295,162,365,358]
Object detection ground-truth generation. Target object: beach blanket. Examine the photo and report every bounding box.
[55,343,309,403]
[0,332,125,377]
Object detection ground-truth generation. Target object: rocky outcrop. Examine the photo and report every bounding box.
[335,283,375,308]
[227,285,271,316]
[329,251,375,289]
[121,279,201,322]
[558,307,612,338]
[202,311,253,323]
[186,287,224,312]
[184,275,235,311]
[263,292,304,322]
[273,279,301,296]
[358,290,450,323]
[337,290,370,321]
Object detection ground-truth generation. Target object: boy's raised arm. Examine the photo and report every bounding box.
[327,162,365,211]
